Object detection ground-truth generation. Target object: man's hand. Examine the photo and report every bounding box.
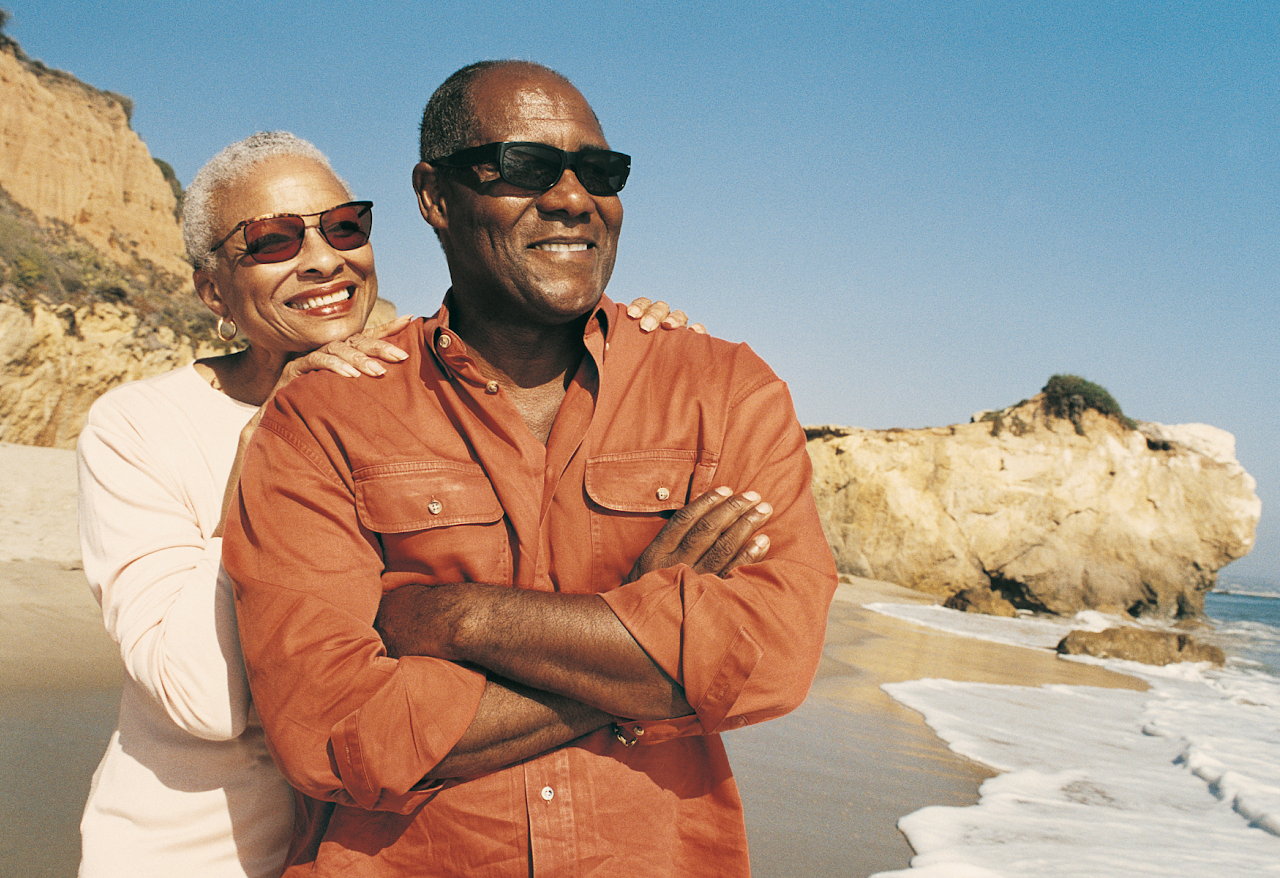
[625,487,771,584]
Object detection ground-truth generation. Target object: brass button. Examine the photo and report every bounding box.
[656,487,670,501]
[485,381,500,394]
[437,334,451,348]
[428,500,443,515]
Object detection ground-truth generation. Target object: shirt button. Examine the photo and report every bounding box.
[485,380,500,394]
[541,786,555,801]
[655,487,670,501]
[428,500,443,515]
[437,334,451,349]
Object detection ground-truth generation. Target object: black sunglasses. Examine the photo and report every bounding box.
[429,142,631,196]
[210,201,374,264]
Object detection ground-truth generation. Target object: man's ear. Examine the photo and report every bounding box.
[413,161,448,231]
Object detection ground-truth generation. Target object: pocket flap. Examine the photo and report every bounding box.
[585,451,706,513]
[354,461,503,533]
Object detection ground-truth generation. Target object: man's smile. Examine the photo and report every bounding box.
[531,242,591,252]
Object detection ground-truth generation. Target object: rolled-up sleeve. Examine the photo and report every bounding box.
[225,397,487,813]
[600,373,837,739]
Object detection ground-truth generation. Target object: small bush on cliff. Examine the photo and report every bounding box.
[1042,374,1137,432]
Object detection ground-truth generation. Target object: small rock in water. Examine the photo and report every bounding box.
[1056,627,1225,666]
[943,587,1018,618]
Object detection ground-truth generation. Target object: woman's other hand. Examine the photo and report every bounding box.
[626,298,707,335]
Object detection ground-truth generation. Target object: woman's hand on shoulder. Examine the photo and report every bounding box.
[276,314,413,389]
[626,298,707,335]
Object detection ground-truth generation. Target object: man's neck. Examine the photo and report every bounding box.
[447,300,591,444]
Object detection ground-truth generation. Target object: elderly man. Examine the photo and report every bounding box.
[225,60,837,876]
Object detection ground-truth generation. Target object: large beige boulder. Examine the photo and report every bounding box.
[806,397,1260,619]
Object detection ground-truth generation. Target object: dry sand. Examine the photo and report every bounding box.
[0,442,1145,877]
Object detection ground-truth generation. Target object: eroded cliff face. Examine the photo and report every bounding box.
[806,398,1260,619]
[0,43,189,279]
[0,299,218,447]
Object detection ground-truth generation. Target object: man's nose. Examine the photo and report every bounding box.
[535,168,596,219]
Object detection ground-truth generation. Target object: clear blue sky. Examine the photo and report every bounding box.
[9,1,1277,582]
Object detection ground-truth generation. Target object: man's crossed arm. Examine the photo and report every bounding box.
[374,487,772,779]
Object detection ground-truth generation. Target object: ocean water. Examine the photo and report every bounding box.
[865,582,1280,877]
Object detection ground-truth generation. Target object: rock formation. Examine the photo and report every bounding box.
[0,299,217,447]
[0,40,189,279]
[806,397,1260,620]
[1057,627,1225,666]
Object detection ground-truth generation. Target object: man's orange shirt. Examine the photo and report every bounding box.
[225,295,838,877]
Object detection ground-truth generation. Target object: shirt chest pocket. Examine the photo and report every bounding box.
[583,450,718,584]
[353,461,509,584]
[584,450,716,513]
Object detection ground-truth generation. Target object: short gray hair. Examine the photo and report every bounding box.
[182,131,351,270]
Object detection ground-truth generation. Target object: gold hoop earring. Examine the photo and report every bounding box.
[216,317,238,342]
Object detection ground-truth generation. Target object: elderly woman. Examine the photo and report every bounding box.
[75,132,749,877]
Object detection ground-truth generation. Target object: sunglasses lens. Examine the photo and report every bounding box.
[320,203,373,251]
[502,144,564,190]
[576,151,630,196]
[243,216,306,263]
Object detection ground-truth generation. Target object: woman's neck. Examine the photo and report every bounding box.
[193,347,287,407]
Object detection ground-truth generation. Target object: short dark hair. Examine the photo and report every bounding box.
[417,60,588,163]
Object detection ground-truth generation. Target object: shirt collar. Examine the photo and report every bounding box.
[427,290,615,375]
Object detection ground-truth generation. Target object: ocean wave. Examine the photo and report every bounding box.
[868,602,1280,877]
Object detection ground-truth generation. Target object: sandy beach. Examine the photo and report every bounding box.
[0,441,1145,877]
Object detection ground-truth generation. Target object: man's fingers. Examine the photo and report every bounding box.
[715,534,770,577]
[625,487,771,583]
[671,491,766,559]
[645,486,735,554]
[688,500,772,575]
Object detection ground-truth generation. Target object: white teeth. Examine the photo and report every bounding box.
[535,242,589,252]
[291,289,352,310]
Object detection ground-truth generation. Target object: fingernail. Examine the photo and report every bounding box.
[369,362,387,376]
[389,347,409,361]
[627,305,642,317]
[714,486,733,497]
[743,491,761,503]
[640,316,659,332]
[755,502,772,516]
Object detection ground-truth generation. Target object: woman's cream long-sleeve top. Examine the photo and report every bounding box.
[76,365,292,878]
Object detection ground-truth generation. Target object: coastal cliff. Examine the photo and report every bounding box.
[806,396,1260,620]
[0,38,188,279]
[0,36,211,448]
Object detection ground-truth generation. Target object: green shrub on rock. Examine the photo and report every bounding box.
[1042,374,1137,432]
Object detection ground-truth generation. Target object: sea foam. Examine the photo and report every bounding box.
[867,600,1280,877]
